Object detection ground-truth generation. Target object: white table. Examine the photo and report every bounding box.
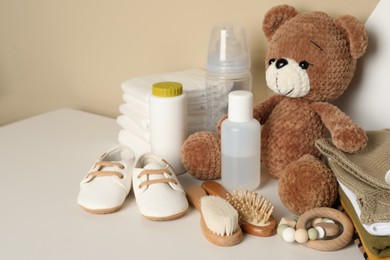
[0,108,362,260]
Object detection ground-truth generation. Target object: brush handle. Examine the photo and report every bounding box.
[200,217,244,247]
[186,186,207,212]
[201,181,229,199]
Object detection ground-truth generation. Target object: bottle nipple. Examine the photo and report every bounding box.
[207,24,250,74]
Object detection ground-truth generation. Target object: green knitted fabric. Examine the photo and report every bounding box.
[315,129,390,224]
[340,187,390,257]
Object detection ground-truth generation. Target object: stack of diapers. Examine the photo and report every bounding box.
[117,69,207,158]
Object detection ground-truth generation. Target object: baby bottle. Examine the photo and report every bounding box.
[205,24,252,132]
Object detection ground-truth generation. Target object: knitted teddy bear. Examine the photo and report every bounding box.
[181,4,368,215]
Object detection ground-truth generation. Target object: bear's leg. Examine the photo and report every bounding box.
[278,154,338,215]
[181,131,221,180]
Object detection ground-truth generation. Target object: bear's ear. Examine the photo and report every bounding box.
[334,15,368,59]
[262,5,298,41]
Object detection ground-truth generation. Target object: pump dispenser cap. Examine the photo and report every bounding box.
[152,82,183,97]
[228,91,253,122]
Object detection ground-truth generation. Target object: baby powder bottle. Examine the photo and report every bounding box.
[205,24,252,132]
[221,90,260,192]
[149,82,188,175]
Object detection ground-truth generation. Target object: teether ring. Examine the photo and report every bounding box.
[296,207,354,251]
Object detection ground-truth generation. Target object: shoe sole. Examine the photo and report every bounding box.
[142,209,187,221]
[79,204,123,214]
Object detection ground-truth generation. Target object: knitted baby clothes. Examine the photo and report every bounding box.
[316,130,390,225]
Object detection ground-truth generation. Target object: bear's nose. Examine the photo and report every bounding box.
[276,58,288,69]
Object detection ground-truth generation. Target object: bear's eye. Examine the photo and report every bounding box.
[299,61,310,70]
[268,59,276,65]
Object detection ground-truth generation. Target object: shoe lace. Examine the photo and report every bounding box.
[87,161,125,179]
[137,168,177,188]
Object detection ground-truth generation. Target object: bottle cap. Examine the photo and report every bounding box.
[152,82,183,97]
[228,91,253,122]
[207,24,250,74]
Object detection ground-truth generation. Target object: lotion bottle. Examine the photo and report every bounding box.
[221,90,260,191]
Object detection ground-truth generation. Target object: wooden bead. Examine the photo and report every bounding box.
[312,218,323,226]
[308,228,319,240]
[314,222,339,237]
[323,218,336,224]
[315,226,325,239]
[279,217,297,228]
[282,227,296,243]
[277,224,289,236]
[295,228,308,244]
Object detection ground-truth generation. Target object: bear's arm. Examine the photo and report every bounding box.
[253,95,284,124]
[311,101,367,153]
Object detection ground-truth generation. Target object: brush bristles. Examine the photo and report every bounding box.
[227,190,274,226]
[201,196,239,236]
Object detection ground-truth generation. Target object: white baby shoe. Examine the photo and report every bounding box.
[77,146,135,214]
[133,154,188,220]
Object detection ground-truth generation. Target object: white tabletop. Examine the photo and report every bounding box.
[0,108,362,260]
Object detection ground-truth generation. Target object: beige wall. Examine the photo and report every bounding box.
[0,0,379,125]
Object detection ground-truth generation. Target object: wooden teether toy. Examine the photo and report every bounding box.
[277,207,354,251]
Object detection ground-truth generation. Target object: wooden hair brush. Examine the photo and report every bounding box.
[186,186,244,246]
[201,181,277,237]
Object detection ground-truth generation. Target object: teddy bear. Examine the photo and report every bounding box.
[181,4,368,215]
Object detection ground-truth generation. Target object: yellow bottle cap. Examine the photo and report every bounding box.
[152,82,183,97]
